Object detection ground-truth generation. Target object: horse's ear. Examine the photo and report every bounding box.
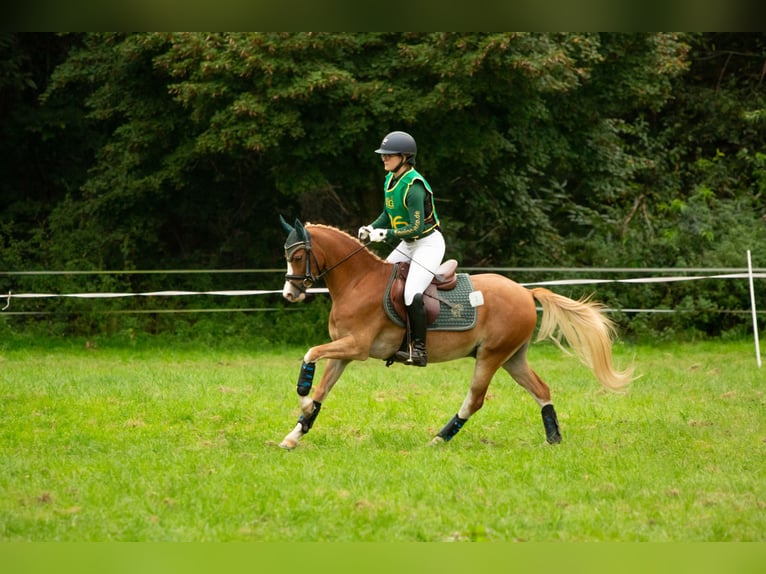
[295,219,306,240]
[279,215,295,234]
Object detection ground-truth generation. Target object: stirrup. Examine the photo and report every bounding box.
[386,350,410,366]
[396,342,427,367]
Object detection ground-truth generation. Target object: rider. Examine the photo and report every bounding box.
[358,131,445,367]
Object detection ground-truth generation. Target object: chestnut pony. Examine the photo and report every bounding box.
[279,219,633,450]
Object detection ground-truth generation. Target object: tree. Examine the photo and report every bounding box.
[0,33,86,270]
[38,33,694,270]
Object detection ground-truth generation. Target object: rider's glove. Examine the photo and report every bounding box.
[369,229,388,243]
[358,225,373,241]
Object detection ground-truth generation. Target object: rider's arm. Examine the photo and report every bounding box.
[370,210,390,229]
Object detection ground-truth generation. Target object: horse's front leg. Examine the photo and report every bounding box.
[279,357,349,450]
[279,335,372,450]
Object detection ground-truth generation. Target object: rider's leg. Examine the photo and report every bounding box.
[395,232,445,367]
[396,292,428,366]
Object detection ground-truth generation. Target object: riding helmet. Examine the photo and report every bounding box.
[375,131,417,164]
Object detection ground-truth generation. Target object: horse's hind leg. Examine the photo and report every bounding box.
[430,354,503,445]
[503,344,562,444]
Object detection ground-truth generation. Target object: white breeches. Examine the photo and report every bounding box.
[386,230,446,305]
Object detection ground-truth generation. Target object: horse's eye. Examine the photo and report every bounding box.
[293,254,303,263]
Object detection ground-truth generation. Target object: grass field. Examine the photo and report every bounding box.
[0,337,764,542]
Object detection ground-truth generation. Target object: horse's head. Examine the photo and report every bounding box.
[280,216,316,302]
[280,217,373,303]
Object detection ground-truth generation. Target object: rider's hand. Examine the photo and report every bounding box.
[358,225,373,241]
[369,229,388,243]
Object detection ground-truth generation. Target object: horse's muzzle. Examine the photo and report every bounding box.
[282,281,306,302]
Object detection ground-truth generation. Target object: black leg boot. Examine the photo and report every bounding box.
[395,293,428,367]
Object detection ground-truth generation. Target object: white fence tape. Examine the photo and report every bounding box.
[3,267,762,366]
[520,273,766,286]
[3,272,764,303]
[6,289,292,299]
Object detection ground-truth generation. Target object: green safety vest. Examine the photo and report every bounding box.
[383,168,439,238]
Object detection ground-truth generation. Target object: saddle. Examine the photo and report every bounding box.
[389,259,458,325]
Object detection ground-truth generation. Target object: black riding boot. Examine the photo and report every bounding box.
[396,293,427,367]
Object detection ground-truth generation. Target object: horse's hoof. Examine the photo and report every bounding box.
[279,438,297,450]
[428,436,446,447]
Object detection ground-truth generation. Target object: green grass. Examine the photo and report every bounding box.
[0,338,764,541]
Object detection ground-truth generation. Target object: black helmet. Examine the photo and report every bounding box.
[375,131,417,158]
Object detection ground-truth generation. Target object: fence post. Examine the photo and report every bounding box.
[747,250,762,368]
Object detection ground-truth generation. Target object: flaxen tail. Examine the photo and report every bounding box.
[531,287,634,390]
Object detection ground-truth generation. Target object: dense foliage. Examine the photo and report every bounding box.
[1,32,764,340]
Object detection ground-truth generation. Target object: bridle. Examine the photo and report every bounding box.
[284,227,367,294]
